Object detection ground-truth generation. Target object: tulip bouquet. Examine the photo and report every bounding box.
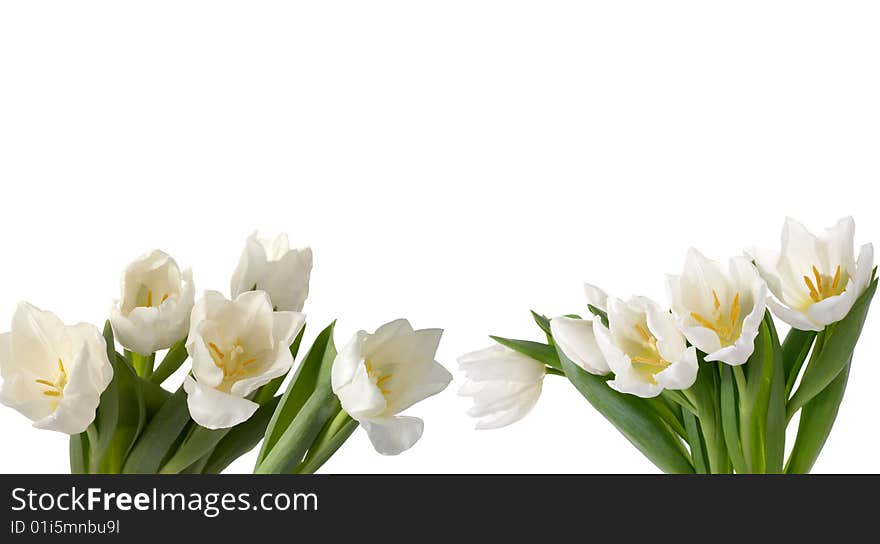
[0,233,451,474]
[460,218,876,474]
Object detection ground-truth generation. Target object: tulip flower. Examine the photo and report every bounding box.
[750,217,874,331]
[184,290,304,429]
[584,282,608,312]
[549,283,611,376]
[667,250,767,366]
[593,296,697,398]
[331,319,452,455]
[458,345,545,429]
[550,317,610,376]
[0,303,113,434]
[109,250,195,356]
[231,232,312,312]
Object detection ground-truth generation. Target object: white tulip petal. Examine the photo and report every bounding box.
[386,360,452,415]
[472,384,543,430]
[336,364,388,420]
[231,232,312,312]
[183,375,259,430]
[331,331,369,393]
[654,347,698,391]
[458,345,545,383]
[584,283,608,312]
[645,302,685,363]
[607,373,664,398]
[766,298,821,331]
[549,317,610,375]
[360,416,424,456]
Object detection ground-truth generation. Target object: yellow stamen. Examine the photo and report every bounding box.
[803,275,820,302]
[160,293,169,304]
[35,379,56,387]
[634,323,652,343]
[208,342,225,360]
[242,358,257,367]
[690,312,719,333]
[630,355,666,367]
[730,292,741,327]
[832,265,841,290]
[365,361,373,373]
[146,290,153,307]
[58,358,65,373]
[376,375,391,386]
[43,390,61,397]
[712,290,721,310]
[813,266,823,294]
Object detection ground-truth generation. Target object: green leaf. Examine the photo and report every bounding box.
[785,358,852,474]
[682,411,708,474]
[788,278,877,418]
[202,397,282,474]
[255,382,340,474]
[763,315,787,474]
[137,376,172,417]
[91,322,146,473]
[645,396,687,439]
[122,387,192,474]
[256,321,336,466]
[254,325,307,405]
[531,311,553,337]
[69,432,89,474]
[739,319,775,473]
[489,336,561,370]
[719,364,747,474]
[557,345,694,474]
[160,425,231,474]
[296,412,359,474]
[150,339,188,385]
[781,328,816,396]
[587,305,608,327]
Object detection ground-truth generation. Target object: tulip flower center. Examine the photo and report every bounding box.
[135,285,170,309]
[690,290,742,346]
[34,357,69,401]
[365,360,392,397]
[803,265,845,304]
[629,323,670,384]
[207,339,258,390]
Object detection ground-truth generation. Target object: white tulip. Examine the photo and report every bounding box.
[0,303,113,434]
[667,249,767,366]
[109,250,194,355]
[584,282,608,312]
[550,317,610,376]
[331,319,452,455]
[593,296,698,398]
[184,290,304,430]
[231,232,312,312]
[549,283,611,376]
[458,345,545,430]
[749,217,874,331]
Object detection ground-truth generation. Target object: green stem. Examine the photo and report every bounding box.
[786,330,825,400]
[131,352,155,379]
[662,390,698,416]
[86,424,100,474]
[545,367,565,377]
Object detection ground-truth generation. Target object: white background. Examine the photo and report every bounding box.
[0,2,877,474]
